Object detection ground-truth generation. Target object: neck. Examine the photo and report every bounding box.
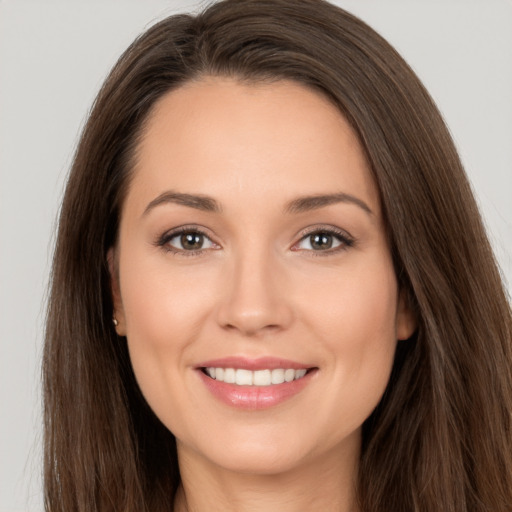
[173,436,360,512]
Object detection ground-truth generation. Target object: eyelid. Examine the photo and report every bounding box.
[154,223,355,256]
[291,225,355,253]
[155,225,220,256]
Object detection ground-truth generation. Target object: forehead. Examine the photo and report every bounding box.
[127,77,379,216]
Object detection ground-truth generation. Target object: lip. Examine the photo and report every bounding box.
[196,356,311,371]
[195,356,317,410]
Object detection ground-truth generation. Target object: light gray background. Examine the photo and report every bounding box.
[1,1,511,510]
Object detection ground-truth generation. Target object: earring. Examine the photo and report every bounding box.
[113,316,119,327]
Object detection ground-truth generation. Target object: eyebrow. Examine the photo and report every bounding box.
[143,191,222,215]
[284,193,373,216]
[143,190,373,217]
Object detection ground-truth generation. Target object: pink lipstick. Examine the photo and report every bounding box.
[196,356,317,409]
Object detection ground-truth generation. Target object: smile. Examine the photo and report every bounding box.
[203,367,308,386]
[196,357,317,409]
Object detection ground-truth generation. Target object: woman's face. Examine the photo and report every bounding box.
[111,78,414,475]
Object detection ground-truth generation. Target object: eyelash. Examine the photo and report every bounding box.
[155,225,216,257]
[155,225,355,257]
[292,226,355,256]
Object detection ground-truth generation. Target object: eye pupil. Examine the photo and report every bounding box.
[181,232,203,250]
[310,233,333,250]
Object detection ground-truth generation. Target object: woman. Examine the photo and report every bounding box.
[43,0,512,510]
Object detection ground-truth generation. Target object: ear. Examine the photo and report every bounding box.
[396,290,417,341]
[107,247,126,336]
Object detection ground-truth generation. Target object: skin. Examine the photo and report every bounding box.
[110,78,415,512]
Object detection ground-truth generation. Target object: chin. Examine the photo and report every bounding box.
[179,422,356,478]
[205,443,309,476]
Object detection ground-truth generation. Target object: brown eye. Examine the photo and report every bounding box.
[180,232,205,250]
[309,233,334,250]
[294,229,353,253]
[165,230,215,252]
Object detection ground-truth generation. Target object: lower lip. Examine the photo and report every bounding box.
[197,369,315,410]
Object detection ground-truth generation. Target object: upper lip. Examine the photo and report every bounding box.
[196,356,314,371]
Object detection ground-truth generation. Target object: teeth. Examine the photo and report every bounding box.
[295,369,307,379]
[236,369,253,386]
[284,368,295,382]
[205,367,309,386]
[271,369,285,385]
[254,369,271,386]
[224,368,236,384]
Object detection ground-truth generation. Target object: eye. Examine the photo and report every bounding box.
[171,232,213,251]
[294,228,354,253]
[157,228,217,254]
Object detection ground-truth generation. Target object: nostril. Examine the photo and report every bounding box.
[215,277,294,335]
[221,319,283,337]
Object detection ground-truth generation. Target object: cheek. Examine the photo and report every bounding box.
[305,253,398,340]
[117,249,218,414]
[302,256,399,420]
[119,244,218,343]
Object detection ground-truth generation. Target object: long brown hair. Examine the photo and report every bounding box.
[43,1,512,510]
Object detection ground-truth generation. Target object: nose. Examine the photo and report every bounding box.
[215,248,294,337]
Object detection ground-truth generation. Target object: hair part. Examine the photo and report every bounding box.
[44,1,512,511]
